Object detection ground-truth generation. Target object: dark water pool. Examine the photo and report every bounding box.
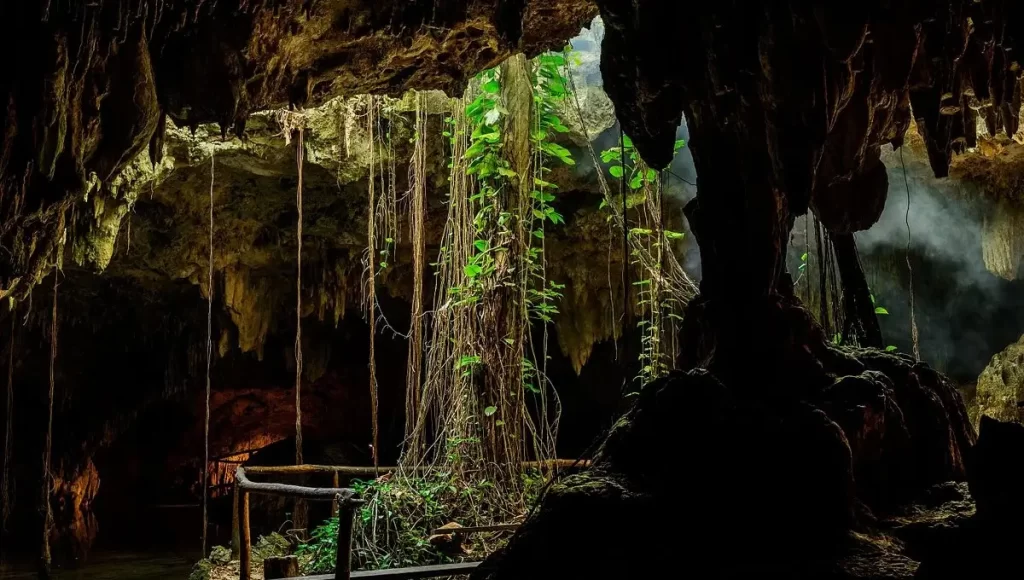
[0,552,195,580]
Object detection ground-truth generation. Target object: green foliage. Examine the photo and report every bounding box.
[449,50,576,392]
[297,517,341,573]
[870,294,889,316]
[298,470,546,574]
[600,134,690,387]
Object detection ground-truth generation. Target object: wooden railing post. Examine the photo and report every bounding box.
[334,495,356,580]
[231,484,241,559]
[332,471,340,518]
[239,490,251,580]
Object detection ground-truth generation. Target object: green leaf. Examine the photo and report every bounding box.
[484,406,498,417]
[874,307,889,315]
[664,230,685,240]
[497,167,518,178]
[629,173,644,190]
[622,134,634,148]
[465,142,488,159]
[609,165,624,178]
[481,79,501,94]
[645,168,658,181]
[674,139,687,151]
[495,420,506,426]
[885,345,898,352]
[474,240,489,252]
[532,230,545,240]
[464,264,483,278]
[800,252,808,261]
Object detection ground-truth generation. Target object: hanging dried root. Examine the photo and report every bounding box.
[365,96,381,468]
[201,153,215,557]
[404,93,427,456]
[40,264,59,576]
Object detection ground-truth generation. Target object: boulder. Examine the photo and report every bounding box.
[472,371,857,580]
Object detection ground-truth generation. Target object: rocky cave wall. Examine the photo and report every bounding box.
[0,11,711,560]
[5,0,1024,577]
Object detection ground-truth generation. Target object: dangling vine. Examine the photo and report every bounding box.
[295,127,306,467]
[41,263,59,574]
[597,137,692,388]
[403,50,574,492]
[562,58,697,390]
[404,93,427,455]
[201,153,214,557]
[365,96,381,468]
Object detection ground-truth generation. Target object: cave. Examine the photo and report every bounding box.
[2,2,1024,580]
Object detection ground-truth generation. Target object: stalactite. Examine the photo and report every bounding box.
[201,153,214,558]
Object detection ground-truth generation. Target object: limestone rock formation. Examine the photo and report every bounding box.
[972,334,1024,427]
[473,353,975,580]
[0,0,599,302]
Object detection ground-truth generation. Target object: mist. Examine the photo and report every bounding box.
[852,147,1024,382]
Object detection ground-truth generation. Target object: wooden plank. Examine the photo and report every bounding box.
[300,562,482,580]
[236,466,358,502]
[430,524,518,535]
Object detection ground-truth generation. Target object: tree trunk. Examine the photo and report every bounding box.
[832,233,884,348]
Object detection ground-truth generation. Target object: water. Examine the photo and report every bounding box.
[0,553,195,580]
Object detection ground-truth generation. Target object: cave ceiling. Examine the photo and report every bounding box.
[5,1,1024,303]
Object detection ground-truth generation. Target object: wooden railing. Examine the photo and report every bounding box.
[235,465,361,580]
[234,460,587,579]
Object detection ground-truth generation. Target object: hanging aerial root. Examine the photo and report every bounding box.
[404,93,427,454]
[295,127,306,466]
[365,96,381,469]
[201,153,215,557]
[40,263,59,575]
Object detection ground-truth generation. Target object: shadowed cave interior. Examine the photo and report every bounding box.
[1,2,1024,580]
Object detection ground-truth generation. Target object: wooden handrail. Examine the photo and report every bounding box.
[236,466,359,502]
[245,459,589,477]
[236,466,359,580]
[232,461,573,580]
